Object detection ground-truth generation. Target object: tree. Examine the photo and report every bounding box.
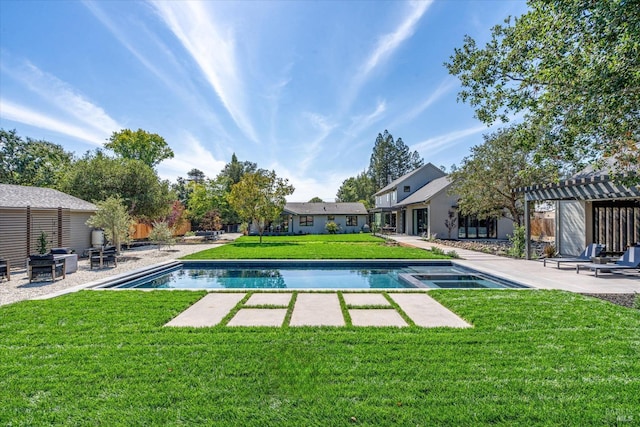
[0,129,73,188]
[448,125,559,226]
[148,221,175,251]
[369,130,423,189]
[106,128,174,168]
[86,196,134,253]
[445,0,640,181]
[335,171,376,209]
[59,150,173,220]
[217,153,258,190]
[308,197,324,203]
[187,168,206,184]
[228,170,294,243]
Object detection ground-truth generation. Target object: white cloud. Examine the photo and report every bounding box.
[157,132,227,181]
[151,1,259,143]
[272,162,349,202]
[346,100,387,137]
[0,98,108,145]
[295,112,338,172]
[394,77,457,126]
[411,124,488,155]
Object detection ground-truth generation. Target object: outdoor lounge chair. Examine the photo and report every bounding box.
[89,246,117,269]
[28,254,66,283]
[576,246,640,277]
[0,258,10,281]
[543,243,606,268]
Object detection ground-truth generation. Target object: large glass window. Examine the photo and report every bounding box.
[413,208,428,235]
[300,216,313,226]
[327,215,335,221]
[346,216,358,226]
[458,214,497,239]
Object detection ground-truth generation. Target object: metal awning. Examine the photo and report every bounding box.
[515,175,640,202]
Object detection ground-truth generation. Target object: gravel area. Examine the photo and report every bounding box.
[581,293,639,309]
[0,242,227,306]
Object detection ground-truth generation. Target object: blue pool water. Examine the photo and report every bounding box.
[102,261,528,290]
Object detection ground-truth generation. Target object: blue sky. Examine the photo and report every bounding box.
[0,0,528,201]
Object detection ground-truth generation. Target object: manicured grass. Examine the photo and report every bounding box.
[1,290,639,425]
[182,234,448,259]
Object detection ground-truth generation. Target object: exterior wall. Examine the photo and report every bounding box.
[0,208,26,266]
[427,192,459,238]
[70,212,94,255]
[396,165,445,204]
[291,214,368,234]
[496,217,514,240]
[375,191,396,209]
[556,200,586,256]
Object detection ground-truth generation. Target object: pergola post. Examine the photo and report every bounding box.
[524,198,531,260]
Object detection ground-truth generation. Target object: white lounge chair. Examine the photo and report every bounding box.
[576,246,640,277]
[543,243,606,268]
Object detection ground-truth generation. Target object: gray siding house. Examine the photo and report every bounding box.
[283,202,369,234]
[0,184,97,266]
[371,163,513,239]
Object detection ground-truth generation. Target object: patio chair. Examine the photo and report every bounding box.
[89,247,118,269]
[576,246,640,277]
[28,254,66,283]
[0,258,10,281]
[542,243,606,268]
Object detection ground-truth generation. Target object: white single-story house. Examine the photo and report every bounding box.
[0,184,97,266]
[370,163,514,239]
[283,202,369,234]
[516,165,640,259]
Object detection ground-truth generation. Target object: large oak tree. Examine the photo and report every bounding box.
[446,0,639,181]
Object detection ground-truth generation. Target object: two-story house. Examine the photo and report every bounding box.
[371,163,513,239]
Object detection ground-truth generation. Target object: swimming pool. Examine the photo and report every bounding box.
[96,260,528,290]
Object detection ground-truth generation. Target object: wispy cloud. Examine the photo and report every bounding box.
[411,124,488,155]
[346,99,387,137]
[296,112,338,172]
[158,132,227,180]
[343,1,433,109]
[0,98,108,144]
[392,77,457,127]
[151,1,258,143]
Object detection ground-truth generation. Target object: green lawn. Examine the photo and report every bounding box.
[1,290,639,425]
[182,234,450,259]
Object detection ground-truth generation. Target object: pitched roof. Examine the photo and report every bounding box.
[374,163,445,196]
[284,202,368,215]
[0,184,97,211]
[393,176,452,207]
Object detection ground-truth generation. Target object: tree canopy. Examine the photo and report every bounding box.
[0,129,73,188]
[445,0,640,180]
[86,196,134,253]
[369,130,424,189]
[228,170,294,243]
[106,128,174,168]
[59,151,173,220]
[448,125,559,226]
[335,171,376,209]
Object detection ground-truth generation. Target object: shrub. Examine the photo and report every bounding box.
[325,221,340,234]
[37,231,49,254]
[430,246,445,256]
[507,225,526,258]
[149,221,175,250]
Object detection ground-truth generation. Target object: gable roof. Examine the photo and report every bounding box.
[374,163,446,196]
[284,202,368,215]
[0,184,97,211]
[393,176,452,207]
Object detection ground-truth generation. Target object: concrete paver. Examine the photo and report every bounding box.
[228,308,287,327]
[389,293,471,328]
[349,309,407,327]
[165,293,245,327]
[343,293,390,306]
[290,293,344,326]
[245,293,292,307]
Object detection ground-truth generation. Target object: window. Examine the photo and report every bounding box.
[300,216,313,226]
[327,215,335,221]
[346,216,358,226]
[404,185,410,192]
[458,213,497,239]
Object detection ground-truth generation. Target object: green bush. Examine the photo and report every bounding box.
[507,225,526,258]
[325,221,340,234]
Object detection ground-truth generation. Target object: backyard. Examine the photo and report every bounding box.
[1,234,639,425]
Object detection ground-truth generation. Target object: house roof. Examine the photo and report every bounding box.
[374,163,445,196]
[393,176,452,207]
[0,184,97,211]
[284,202,368,215]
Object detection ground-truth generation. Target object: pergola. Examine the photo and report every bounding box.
[516,173,640,259]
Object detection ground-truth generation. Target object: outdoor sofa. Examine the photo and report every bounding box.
[543,243,605,268]
[576,246,640,277]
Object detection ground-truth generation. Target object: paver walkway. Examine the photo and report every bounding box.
[165,292,471,328]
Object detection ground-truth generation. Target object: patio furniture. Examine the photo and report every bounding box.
[50,248,78,273]
[0,258,9,281]
[576,246,640,277]
[28,254,66,283]
[543,243,606,268]
[89,247,117,269]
